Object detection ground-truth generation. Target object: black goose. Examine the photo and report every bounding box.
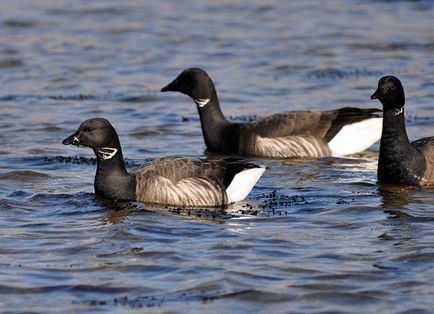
[371,76,434,186]
[62,118,265,207]
[161,68,382,158]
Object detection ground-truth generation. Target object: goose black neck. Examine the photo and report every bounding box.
[95,147,127,175]
[378,107,425,185]
[94,145,136,201]
[197,88,227,124]
[196,89,239,153]
[380,107,409,149]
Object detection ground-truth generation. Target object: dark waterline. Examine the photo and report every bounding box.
[0,1,433,313]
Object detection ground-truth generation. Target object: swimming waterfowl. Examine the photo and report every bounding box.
[62,118,265,207]
[371,76,434,186]
[161,68,383,158]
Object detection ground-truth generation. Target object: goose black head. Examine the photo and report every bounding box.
[62,118,120,153]
[371,75,405,110]
[161,68,215,107]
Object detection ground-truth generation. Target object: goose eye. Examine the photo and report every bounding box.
[86,128,93,132]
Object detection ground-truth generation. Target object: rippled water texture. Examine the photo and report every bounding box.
[0,1,433,313]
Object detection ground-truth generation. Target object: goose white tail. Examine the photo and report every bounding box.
[226,166,265,203]
[328,117,382,156]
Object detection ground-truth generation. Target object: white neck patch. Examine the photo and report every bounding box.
[393,106,404,116]
[96,147,118,160]
[194,98,210,107]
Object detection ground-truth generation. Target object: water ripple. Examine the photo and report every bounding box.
[0,0,433,313]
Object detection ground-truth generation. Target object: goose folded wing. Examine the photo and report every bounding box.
[244,107,381,140]
[238,108,381,157]
[133,157,228,206]
[412,137,434,183]
[411,136,434,150]
[244,111,325,138]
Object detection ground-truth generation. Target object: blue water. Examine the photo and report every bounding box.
[0,1,433,313]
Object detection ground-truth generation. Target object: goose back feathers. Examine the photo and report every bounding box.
[134,157,264,206]
[371,75,434,186]
[237,108,382,158]
[413,138,434,184]
[62,119,264,206]
[161,68,382,158]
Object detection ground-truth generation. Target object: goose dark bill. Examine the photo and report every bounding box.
[161,82,176,92]
[62,131,81,146]
[370,90,379,100]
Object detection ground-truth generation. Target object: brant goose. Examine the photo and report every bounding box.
[161,68,382,158]
[371,76,434,186]
[62,118,265,207]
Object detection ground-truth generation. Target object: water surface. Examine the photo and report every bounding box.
[0,1,433,313]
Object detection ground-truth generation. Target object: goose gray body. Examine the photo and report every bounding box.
[63,119,265,207]
[413,138,434,184]
[236,109,381,157]
[134,157,251,206]
[161,68,382,158]
[372,76,434,186]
